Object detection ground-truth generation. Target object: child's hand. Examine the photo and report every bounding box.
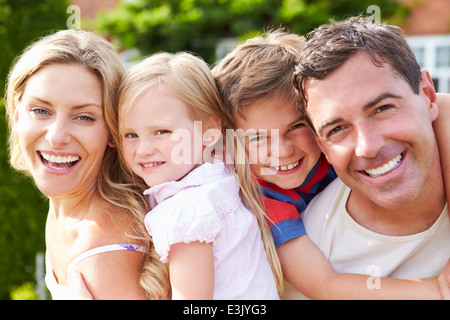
[438,259,450,300]
[69,268,93,300]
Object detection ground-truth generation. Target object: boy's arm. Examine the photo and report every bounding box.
[277,235,442,299]
[435,93,450,209]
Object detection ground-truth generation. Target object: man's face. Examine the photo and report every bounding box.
[304,52,439,209]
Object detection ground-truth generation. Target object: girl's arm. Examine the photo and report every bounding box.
[278,235,443,299]
[169,241,215,299]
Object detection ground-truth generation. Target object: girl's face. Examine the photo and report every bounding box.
[121,91,209,187]
[14,64,110,199]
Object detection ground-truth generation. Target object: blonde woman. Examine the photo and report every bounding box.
[6,29,170,299]
[113,52,283,299]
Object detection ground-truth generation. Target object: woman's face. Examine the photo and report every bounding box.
[13,64,111,199]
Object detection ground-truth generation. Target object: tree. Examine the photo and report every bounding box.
[95,0,408,64]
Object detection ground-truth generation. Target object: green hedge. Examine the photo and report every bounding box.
[0,102,49,299]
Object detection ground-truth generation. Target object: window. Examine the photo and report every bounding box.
[436,46,450,68]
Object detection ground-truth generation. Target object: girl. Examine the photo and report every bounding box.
[111,52,283,299]
[6,30,170,299]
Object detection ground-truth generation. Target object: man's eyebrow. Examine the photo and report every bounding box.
[317,93,402,137]
[318,117,344,137]
[363,92,402,111]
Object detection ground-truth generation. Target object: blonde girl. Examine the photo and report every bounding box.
[6,29,170,299]
[112,52,283,299]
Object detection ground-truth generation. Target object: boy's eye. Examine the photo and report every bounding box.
[249,135,267,143]
[289,122,306,131]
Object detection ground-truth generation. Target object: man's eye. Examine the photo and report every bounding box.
[327,126,344,138]
[376,104,394,113]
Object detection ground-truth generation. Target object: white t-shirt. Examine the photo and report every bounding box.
[302,178,450,279]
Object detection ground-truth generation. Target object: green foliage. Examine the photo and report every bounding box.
[0,0,69,92]
[0,0,68,300]
[0,102,49,300]
[10,282,39,300]
[95,0,408,64]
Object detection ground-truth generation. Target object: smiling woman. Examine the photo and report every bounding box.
[5,30,170,299]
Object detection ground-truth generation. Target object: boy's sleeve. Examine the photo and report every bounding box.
[262,196,306,247]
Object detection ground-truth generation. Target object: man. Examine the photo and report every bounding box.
[294,16,450,293]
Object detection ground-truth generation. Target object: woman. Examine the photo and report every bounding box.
[5,29,170,299]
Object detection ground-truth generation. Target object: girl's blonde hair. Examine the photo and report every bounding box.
[114,52,284,293]
[5,29,170,299]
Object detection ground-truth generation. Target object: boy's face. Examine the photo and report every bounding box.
[234,95,322,189]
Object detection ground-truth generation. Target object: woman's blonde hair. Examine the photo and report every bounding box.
[5,29,170,299]
[114,52,284,293]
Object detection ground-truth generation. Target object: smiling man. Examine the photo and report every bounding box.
[295,16,450,282]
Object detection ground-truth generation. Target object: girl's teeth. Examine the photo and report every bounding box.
[365,154,402,178]
[142,162,164,168]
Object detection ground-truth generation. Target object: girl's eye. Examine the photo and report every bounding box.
[125,133,138,139]
[155,130,170,135]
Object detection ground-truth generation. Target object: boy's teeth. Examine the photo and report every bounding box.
[272,160,299,171]
[41,152,79,163]
[365,154,402,178]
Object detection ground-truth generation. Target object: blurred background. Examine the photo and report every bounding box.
[1,0,449,300]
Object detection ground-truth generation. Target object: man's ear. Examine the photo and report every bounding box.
[420,70,438,121]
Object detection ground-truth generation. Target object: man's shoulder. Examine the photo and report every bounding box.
[303,178,346,217]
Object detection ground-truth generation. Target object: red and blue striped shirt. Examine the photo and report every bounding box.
[258,154,337,246]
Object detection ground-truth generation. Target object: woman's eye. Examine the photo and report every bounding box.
[77,115,95,122]
[30,107,49,117]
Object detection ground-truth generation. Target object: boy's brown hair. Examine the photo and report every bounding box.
[212,29,306,121]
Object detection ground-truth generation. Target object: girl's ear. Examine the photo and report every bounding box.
[202,117,222,148]
[107,136,116,148]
